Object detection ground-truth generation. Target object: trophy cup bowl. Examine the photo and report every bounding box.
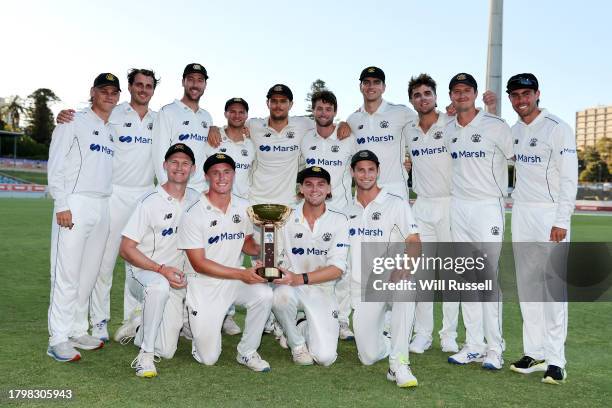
[247,204,292,281]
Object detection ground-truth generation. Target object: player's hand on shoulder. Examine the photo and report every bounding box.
[337,121,352,140]
[56,210,74,229]
[208,126,222,147]
[161,265,186,289]
[482,90,498,115]
[445,104,456,116]
[57,109,76,124]
[242,126,250,138]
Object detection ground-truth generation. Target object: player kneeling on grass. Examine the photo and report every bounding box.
[178,153,273,372]
[119,143,199,378]
[272,166,350,366]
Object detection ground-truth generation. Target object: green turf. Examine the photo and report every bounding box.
[0,198,610,407]
[0,169,47,185]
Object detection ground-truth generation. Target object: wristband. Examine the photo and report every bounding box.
[156,264,165,273]
[302,273,309,285]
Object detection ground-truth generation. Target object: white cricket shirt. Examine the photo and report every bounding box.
[248,116,314,205]
[178,194,253,284]
[48,107,115,212]
[277,201,350,287]
[511,109,578,229]
[122,185,199,269]
[152,99,213,192]
[346,100,416,198]
[300,128,357,210]
[203,127,255,200]
[404,111,453,198]
[346,188,419,284]
[444,109,514,201]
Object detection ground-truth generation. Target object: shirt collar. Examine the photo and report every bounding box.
[454,108,484,129]
[518,108,548,127]
[174,99,203,114]
[201,193,236,214]
[359,99,389,116]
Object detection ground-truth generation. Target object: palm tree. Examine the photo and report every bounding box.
[0,96,26,130]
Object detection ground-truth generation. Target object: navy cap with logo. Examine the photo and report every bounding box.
[449,73,478,91]
[93,73,121,91]
[224,97,249,112]
[506,73,539,94]
[183,63,208,79]
[165,143,195,164]
[266,84,293,101]
[359,66,385,83]
[297,166,331,184]
[351,150,380,169]
[204,153,236,173]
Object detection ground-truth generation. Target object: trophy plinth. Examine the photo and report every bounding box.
[247,204,291,281]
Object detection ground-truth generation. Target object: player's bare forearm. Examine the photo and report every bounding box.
[306,265,342,284]
[119,236,160,272]
[405,233,422,262]
[242,235,260,256]
[550,226,567,243]
[184,248,242,280]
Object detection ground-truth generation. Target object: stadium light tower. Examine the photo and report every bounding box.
[486,0,503,115]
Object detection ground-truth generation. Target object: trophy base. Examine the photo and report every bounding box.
[257,267,281,282]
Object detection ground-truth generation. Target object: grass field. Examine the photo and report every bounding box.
[0,169,47,185]
[0,198,610,407]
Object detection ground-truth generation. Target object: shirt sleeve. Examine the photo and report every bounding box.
[47,122,76,212]
[326,216,350,273]
[397,200,420,237]
[550,122,578,229]
[493,122,515,160]
[152,109,172,186]
[177,205,204,250]
[121,200,149,243]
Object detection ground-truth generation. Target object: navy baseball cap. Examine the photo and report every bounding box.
[351,150,380,169]
[359,66,385,83]
[224,97,249,112]
[165,143,195,164]
[266,84,293,101]
[204,153,236,173]
[506,73,539,94]
[183,63,208,79]
[93,73,121,91]
[297,166,331,184]
[449,73,478,91]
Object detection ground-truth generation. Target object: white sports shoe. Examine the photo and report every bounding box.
[47,342,81,362]
[482,350,504,370]
[237,351,271,372]
[448,347,485,365]
[339,321,354,341]
[273,321,288,349]
[264,314,275,334]
[69,334,104,351]
[387,360,418,388]
[131,350,157,378]
[222,315,242,336]
[92,320,109,343]
[440,337,460,353]
[292,344,314,365]
[113,310,142,344]
[409,335,432,354]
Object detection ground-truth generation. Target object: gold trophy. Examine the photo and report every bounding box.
[247,204,292,281]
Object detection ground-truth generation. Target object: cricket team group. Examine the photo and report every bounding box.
[45,62,577,388]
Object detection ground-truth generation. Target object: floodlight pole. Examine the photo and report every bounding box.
[486,0,503,115]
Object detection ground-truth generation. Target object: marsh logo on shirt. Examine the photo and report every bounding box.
[232,214,241,223]
[259,144,298,152]
[178,133,207,142]
[331,145,339,153]
[412,146,447,157]
[433,131,443,139]
[560,148,577,155]
[471,134,481,143]
[356,135,393,144]
[287,131,295,139]
[451,150,485,159]
[322,232,332,242]
[529,138,538,147]
[161,228,174,236]
[380,120,389,128]
[89,143,114,157]
[306,158,316,165]
[372,212,381,221]
[292,247,328,256]
[349,227,383,237]
[118,135,152,144]
[208,231,245,244]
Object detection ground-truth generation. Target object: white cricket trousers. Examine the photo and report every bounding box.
[129,267,185,358]
[450,197,504,355]
[188,278,273,364]
[90,185,151,325]
[273,284,339,366]
[48,194,110,346]
[512,202,569,368]
[334,273,351,324]
[351,283,415,365]
[412,196,459,342]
